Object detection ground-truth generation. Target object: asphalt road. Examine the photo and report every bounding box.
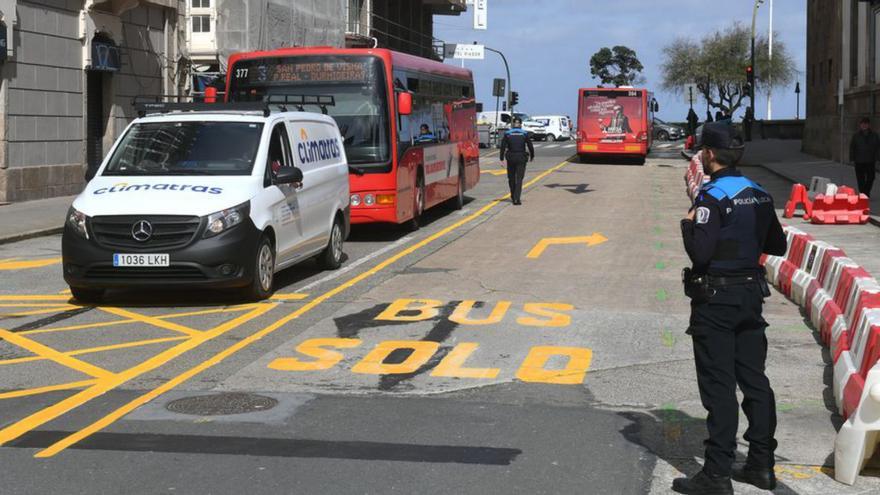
[1,140,877,494]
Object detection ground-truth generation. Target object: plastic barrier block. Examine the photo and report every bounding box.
[851,310,880,373]
[821,301,843,343]
[834,267,873,314]
[812,290,833,339]
[859,327,880,379]
[848,293,880,339]
[843,373,866,420]
[834,351,858,411]
[817,249,849,287]
[765,256,785,287]
[833,364,880,485]
[784,183,813,219]
[778,261,798,297]
[811,193,870,225]
[787,233,814,265]
[834,331,851,364]
[805,279,823,315]
[792,269,815,305]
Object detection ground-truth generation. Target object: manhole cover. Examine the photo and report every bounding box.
[166,393,278,416]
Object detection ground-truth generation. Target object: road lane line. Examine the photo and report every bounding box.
[22,305,263,336]
[0,336,190,367]
[98,307,204,337]
[0,380,98,401]
[0,303,275,449]
[0,328,114,379]
[270,293,310,301]
[297,236,413,292]
[0,304,75,308]
[33,158,573,458]
[0,295,72,302]
[0,258,62,270]
[1,306,80,318]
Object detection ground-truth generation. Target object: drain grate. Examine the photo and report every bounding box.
[166,393,278,416]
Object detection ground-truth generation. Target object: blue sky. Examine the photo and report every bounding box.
[434,0,806,123]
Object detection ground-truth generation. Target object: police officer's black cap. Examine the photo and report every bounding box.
[697,122,745,150]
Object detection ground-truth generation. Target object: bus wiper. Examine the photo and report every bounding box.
[349,165,365,176]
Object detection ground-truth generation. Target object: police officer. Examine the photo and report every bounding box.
[674,123,787,495]
[499,117,534,205]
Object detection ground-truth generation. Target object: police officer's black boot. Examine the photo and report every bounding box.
[731,463,777,490]
[671,470,733,495]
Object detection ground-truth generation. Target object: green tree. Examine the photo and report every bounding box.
[660,23,796,116]
[590,46,645,87]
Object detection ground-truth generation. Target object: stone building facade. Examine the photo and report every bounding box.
[0,0,185,203]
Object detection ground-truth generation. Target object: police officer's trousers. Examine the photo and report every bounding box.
[688,283,777,476]
[506,153,527,203]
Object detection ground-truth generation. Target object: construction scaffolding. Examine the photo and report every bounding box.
[215,0,346,68]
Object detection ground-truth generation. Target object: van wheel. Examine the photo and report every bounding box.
[318,216,344,270]
[547,134,556,142]
[657,130,669,141]
[242,235,275,301]
[406,172,425,231]
[452,161,465,210]
[70,286,104,304]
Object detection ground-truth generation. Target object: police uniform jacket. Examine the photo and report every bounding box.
[499,128,535,162]
[681,168,787,277]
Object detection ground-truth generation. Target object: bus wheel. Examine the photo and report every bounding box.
[406,171,425,231]
[452,160,465,210]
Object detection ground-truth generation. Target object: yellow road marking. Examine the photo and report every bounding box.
[98,307,203,337]
[0,336,189,367]
[58,289,72,295]
[526,233,609,259]
[32,159,571,458]
[0,295,71,302]
[0,380,98,401]
[0,258,62,270]
[481,169,507,176]
[22,305,261,336]
[270,293,310,301]
[0,303,74,308]
[0,328,114,379]
[0,306,79,318]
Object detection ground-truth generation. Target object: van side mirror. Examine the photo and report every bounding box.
[276,167,304,185]
[397,92,413,116]
[84,167,97,182]
[652,100,660,112]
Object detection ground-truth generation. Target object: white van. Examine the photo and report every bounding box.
[532,115,572,141]
[62,102,350,302]
[476,111,548,140]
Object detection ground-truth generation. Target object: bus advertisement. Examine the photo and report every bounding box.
[576,87,656,162]
[225,47,480,228]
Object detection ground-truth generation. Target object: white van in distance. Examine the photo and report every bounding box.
[532,115,572,142]
[62,101,350,302]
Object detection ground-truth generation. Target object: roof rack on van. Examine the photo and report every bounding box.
[131,96,272,118]
[265,94,336,115]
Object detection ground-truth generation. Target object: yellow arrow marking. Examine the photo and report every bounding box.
[0,258,62,271]
[526,233,609,259]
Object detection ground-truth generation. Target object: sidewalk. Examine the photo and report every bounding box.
[0,195,74,244]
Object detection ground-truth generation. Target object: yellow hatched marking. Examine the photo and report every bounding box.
[0,303,275,451]
[98,307,203,337]
[0,258,62,270]
[0,328,114,379]
[0,380,98,401]
[31,159,572,458]
[0,306,79,318]
[0,336,189,367]
[0,303,74,308]
[0,295,71,302]
[270,293,310,301]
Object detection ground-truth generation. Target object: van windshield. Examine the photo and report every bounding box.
[102,122,264,176]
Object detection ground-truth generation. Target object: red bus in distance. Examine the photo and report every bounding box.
[225,47,480,228]
[576,87,657,162]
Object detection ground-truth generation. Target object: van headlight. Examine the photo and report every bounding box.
[66,207,89,239]
[204,201,249,238]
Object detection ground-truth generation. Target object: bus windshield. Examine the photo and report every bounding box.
[228,55,390,167]
[581,89,644,143]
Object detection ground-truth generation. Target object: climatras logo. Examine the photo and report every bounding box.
[297,128,341,165]
[93,183,223,195]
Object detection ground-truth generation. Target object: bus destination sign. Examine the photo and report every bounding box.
[235,59,372,85]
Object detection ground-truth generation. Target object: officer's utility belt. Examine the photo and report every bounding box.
[682,268,771,303]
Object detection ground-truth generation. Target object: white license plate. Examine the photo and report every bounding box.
[113,253,170,267]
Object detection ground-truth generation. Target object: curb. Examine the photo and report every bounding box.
[0,226,64,246]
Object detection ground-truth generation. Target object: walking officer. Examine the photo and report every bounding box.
[675,122,787,495]
[499,117,534,205]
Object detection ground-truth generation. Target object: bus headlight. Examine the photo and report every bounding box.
[364,194,375,206]
[350,194,362,207]
[66,207,89,240]
[204,201,249,238]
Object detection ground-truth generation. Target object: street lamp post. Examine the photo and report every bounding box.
[478,43,512,113]
[750,0,763,122]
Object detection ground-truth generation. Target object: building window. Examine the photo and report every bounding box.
[192,15,211,33]
[192,0,210,8]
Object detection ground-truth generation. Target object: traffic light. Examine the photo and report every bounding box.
[510,91,519,107]
[745,65,755,86]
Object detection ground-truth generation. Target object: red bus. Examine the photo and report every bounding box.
[576,87,657,162]
[225,47,480,228]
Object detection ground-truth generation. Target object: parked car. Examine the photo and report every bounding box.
[63,102,350,303]
[476,111,548,140]
[532,115,572,141]
[653,117,685,141]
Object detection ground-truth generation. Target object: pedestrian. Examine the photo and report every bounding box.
[499,117,534,205]
[849,117,880,198]
[743,107,754,142]
[675,122,787,495]
[705,110,714,123]
[687,108,700,137]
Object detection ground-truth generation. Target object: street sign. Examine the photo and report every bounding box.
[474,0,488,30]
[684,83,698,106]
[492,78,505,98]
[444,44,485,60]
